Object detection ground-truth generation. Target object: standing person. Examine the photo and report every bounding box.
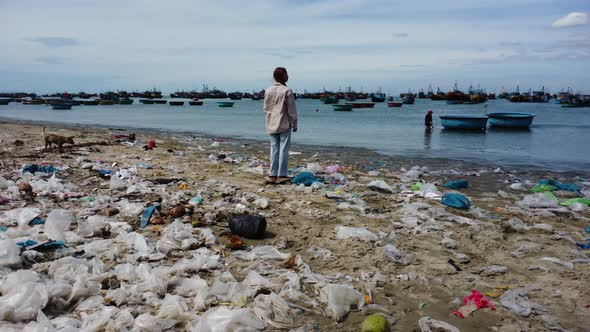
[424,110,433,130]
[264,67,298,184]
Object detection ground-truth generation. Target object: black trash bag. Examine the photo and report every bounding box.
[229,214,267,239]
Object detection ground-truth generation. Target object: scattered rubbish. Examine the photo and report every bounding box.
[368,180,393,194]
[538,179,580,192]
[320,284,364,322]
[229,214,267,239]
[291,172,321,187]
[453,290,495,318]
[499,289,546,317]
[443,179,468,190]
[517,192,559,208]
[140,205,159,228]
[484,286,509,298]
[418,317,459,332]
[45,209,73,242]
[560,197,590,207]
[383,244,413,265]
[335,226,379,242]
[441,193,471,210]
[22,164,58,174]
[448,259,462,272]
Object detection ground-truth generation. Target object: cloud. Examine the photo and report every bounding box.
[552,12,588,28]
[29,37,79,48]
[35,56,67,64]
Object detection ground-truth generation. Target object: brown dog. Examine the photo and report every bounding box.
[43,126,74,153]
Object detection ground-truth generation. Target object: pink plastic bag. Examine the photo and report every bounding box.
[453,290,495,318]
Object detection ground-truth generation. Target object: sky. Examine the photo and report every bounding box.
[0,0,589,94]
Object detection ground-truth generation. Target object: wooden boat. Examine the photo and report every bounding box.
[153,100,167,104]
[117,99,134,105]
[169,101,185,106]
[217,101,234,108]
[402,95,415,104]
[370,93,386,102]
[487,113,534,128]
[189,99,204,106]
[387,102,402,107]
[347,102,375,108]
[440,115,488,130]
[23,99,45,105]
[446,100,465,105]
[321,96,339,104]
[332,104,353,112]
[561,95,590,108]
[52,104,72,110]
[140,99,155,104]
[80,99,99,105]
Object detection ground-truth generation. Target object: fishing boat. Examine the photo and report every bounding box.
[80,99,99,105]
[321,96,339,104]
[446,100,465,105]
[387,102,403,107]
[169,101,185,106]
[487,113,535,128]
[153,99,167,104]
[98,100,115,105]
[333,104,353,112]
[370,92,386,102]
[52,104,72,110]
[117,98,134,105]
[561,95,590,108]
[217,101,234,108]
[402,95,415,104]
[346,102,375,108]
[189,99,204,106]
[23,99,45,105]
[440,115,488,130]
[0,98,11,105]
[140,99,155,105]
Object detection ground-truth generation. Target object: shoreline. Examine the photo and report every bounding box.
[1,117,587,178]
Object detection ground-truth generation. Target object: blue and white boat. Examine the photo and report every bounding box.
[487,112,535,128]
[440,115,488,130]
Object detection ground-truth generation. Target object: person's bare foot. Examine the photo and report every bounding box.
[265,176,277,184]
[276,176,291,184]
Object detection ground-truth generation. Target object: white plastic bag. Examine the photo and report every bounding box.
[367,180,393,194]
[319,284,364,322]
[0,239,22,267]
[109,175,126,191]
[45,209,73,242]
[117,199,144,216]
[499,289,546,317]
[194,307,264,332]
[2,208,41,228]
[0,282,49,322]
[335,226,378,242]
[157,220,199,254]
[418,316,459,332]
[383,244,413,265]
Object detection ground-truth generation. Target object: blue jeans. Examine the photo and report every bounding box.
[269,129,291,177]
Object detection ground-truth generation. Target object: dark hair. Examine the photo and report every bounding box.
[273,67,288,85]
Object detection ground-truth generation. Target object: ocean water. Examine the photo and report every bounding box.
[0,98,588,171]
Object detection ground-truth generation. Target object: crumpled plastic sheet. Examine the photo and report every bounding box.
[499,289,546,317]
[319,284,364,322]
[383,244,413,266]
[418,316,460,332]
[194,306,264,332]
[335,226,379,242]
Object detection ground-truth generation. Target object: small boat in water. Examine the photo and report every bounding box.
[52,104,72,110]
[217,101,234,108]
[446,100,465,105]
[332,104,353,112]
[153,99,167,104]
[98,100,115,105]
[321,96,339,104]
[347,102,375,108]
[440,115,488,130]
[487,112,534,128]
[80,99,99,105]
[402,95,415,104]
[140,99,155,104]
[387,102,402,107]
[117,99,134,105]
[189,99,204,106]
[561,95,590,108]
[169,101,185,106]
[0,98,11,105]
[23,99,45,105]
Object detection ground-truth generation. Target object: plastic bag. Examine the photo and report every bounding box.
[109,175,126,191]
[291,172,321,187]
[418,183,442,199]
[531,184,556,193]
[320,284,364,322]
[443,179,468,190]
[560,197,590,207]
[45,209,73,242]
[335,226,378,242]
[325,165,340,174]
[117,199,144,216]
[304,163,323,174]
[253,293,295,329]
[538,179,580,192]
[0,239,22,267]
[418,317,459,332]
[499,289,546,317]
[383,244,413,265]
[0,282,49,322]
[157,220,199,254]
[194,307,264,332]
[2,208,41,228]
[441,193,471,210]
[235,245,290,261]
[517,193,559,208]
[367,180,393,194]
[229,214,267,239]
[77,215,109,238]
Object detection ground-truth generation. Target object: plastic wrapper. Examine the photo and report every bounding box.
[0,282,49,322]
[45,209,73,242]
[418,316,459,332]
[194,307,264,332]
[499,289,546,317]
[383,244,413,266]
[234,245,290,261]
[335,226,378,242]
[109,175,126,191]
[517,193,559,209]
[1,208,41,228]
[0,239,22,267]
[320,284,364,322]
[367,180,393,194]
[117,199,144,216]
[253,293,295,329]
[157,220,200,254]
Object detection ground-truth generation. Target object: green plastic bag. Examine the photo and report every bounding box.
[560,198,590,207]
[531,184,556,193]
[411,182,424,191]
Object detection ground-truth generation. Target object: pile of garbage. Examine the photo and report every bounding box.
[0,127,589,331]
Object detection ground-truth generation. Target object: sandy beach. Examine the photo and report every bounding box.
[0,121,589,331]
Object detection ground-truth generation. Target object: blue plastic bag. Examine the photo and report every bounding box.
[443,179,469,190]
[441,193,471,210]
[538,179,580,192]
[291,172,321,187]
[22,164,58,174]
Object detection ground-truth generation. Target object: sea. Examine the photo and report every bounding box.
[0,98,588,172]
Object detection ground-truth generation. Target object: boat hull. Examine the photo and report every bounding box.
[347,103,375,108]
[189,101,204,106]
[217,102,234,107]
[440,115,488,130]
[52,105,72,110]
[169,101,185,106]
[487,113,534,128]
[387,102,402,107]
[332,105,353,112]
